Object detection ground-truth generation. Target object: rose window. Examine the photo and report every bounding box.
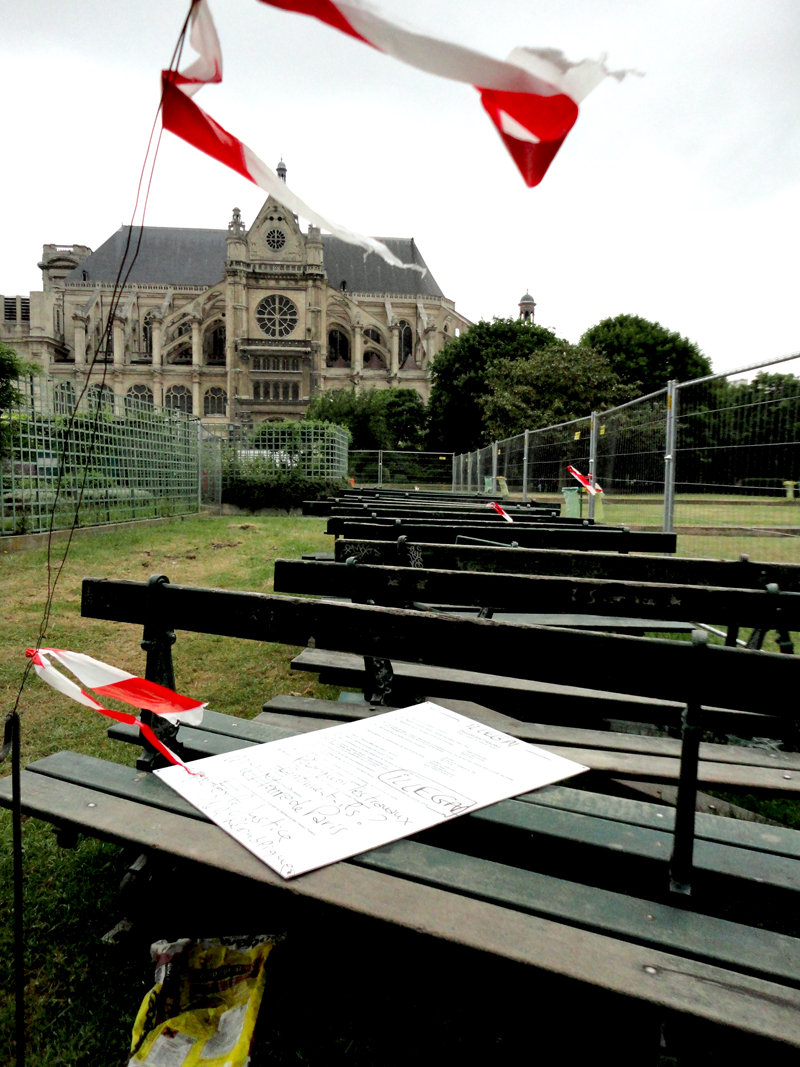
[265,229,286,251]
[256,295,298,338]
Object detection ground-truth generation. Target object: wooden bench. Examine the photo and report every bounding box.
[326,520,677,553]
[334,537,800,589]
[273,557,800,647]
[4,575,800,1050]
[304,497,559,518]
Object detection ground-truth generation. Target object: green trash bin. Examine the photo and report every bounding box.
[562,486,581,518]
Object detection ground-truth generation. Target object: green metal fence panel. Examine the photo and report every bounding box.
[213,422,349,487]
[1,375,200,535]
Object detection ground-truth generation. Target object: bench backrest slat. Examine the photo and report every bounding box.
[272,559,800,629]
[81,578,798,720]
[334,540,800,591]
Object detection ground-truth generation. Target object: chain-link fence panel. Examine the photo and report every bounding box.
[349,450,454,489]
[1,375,200,535]
[594,390,668,529]
[674,356,800,533]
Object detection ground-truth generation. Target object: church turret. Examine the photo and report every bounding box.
[276,158,287,182]
[519,291,536,322]
[226,207,248,263]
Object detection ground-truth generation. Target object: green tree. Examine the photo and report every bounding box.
[579,314,711,395]
[304,387,427,451]
[481,343,638,440]
[382,389,428,451]
[427,319,564,452]
[0,342,40,457]
[305,388,391,450]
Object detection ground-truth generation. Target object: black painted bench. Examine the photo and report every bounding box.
[273,557,800,645]
[326,520,677,553]
[3,575,800,1049]
[332,538,800,590]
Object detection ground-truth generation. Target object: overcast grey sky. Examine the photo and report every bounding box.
[2,0,799,373]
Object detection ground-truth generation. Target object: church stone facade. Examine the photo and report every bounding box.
[1,181,470,425]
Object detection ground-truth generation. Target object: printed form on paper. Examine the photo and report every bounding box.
[155,702,588,879]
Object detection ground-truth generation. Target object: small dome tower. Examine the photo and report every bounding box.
[519,291,536,322]
[276,158,287,182]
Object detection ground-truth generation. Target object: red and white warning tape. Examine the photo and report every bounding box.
[161,1,635,266]
[567,465,602,496]
[26,648,206,771]
[487,501,513,522]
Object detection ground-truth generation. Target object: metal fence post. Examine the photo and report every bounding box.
[491,441,498,495]
[451,454,456,492]
[196,420,203,513]
[664,380,678,533]
[521,430,529,502]
[377,450,383,487]
[587,411,599,521]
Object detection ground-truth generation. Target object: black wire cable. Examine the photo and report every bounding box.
[4,7,196,1062]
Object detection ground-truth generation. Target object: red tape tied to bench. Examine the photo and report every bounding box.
[26,649,206,773]
[162,0,635,255]
[567,465,603,496]
[487,502,513,522]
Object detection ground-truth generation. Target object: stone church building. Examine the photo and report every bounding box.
[1,171,470,425]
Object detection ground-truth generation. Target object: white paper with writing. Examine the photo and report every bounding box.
[155,702,587,879]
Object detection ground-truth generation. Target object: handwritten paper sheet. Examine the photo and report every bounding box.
[155,702,588,879]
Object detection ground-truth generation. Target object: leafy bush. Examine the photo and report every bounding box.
[222,472,349,512]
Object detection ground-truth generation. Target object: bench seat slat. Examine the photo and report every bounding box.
[259,695,800,772]
[15,756,800,988]
[97,727,800,892]
[290,647,788,740]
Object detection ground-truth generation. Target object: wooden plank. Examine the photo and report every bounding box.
[80,578,798,718]
[17,755,800,988]
[273,559,800,629]
[334,539,800,591]
[4,774,800,1044]
[327,522,677,553]
[261,694,800,772]
[98,719,800,868]
[289,646,788,737]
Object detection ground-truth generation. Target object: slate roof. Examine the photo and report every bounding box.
[65,227,229,286]
[66,227,444,297]
[321,237,444,297]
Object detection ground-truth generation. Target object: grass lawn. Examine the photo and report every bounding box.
[1,514,799,1063]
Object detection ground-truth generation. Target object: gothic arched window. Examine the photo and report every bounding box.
[398,321,414,366]
[87,383,114,412]
[54,381,76,415]
[364,327,383,347]
[205,323,226,365]
[204,387,227,415]
[126,384,154,411]
[142,312,157,358]
[363,350,386,371]
[165,385,192,414]
[327,328,350,368]
[291,382,300,401]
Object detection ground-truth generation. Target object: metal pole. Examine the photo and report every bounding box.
[196,420,203,513]
[587,411,598,521]
[664,380,678,533]
[377,450,383,487]
[491,441,498,496]
[451,454,456,493]
[521,430,529,503]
